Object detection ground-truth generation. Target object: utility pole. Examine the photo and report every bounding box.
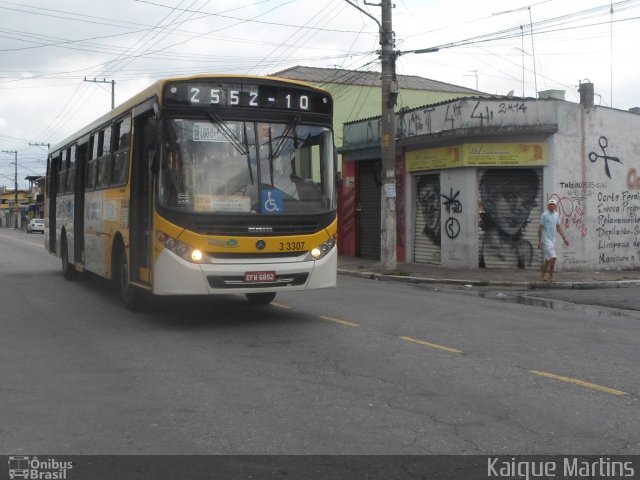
[29,142,50,151]
[464,69,479,90]
[84,77,116,109]
[379,0,398,272]
[344,0,397,272]
[2,150,18,228]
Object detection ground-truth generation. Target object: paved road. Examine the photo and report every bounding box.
[1,229,638,457]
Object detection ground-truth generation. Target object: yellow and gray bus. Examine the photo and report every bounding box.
[45,74,337,309]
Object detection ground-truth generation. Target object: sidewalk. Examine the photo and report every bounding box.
[337,256,640,289]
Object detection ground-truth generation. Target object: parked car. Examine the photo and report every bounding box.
[27,218,45,234]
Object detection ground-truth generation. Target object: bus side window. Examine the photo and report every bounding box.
[111,116,131,186]
[57,152,66,193]
[86,133,98,190]
[96,126,112,189]
[66,145,77,194]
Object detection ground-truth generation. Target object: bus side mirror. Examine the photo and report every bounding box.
[149,150,159,174]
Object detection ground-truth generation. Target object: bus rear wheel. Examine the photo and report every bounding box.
[61,236,77,281]
[115,246,144,311]
[245,292,276,305]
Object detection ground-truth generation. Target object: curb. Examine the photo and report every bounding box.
[338,269,640,290]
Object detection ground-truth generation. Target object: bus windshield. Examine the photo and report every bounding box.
[159,118,335,215]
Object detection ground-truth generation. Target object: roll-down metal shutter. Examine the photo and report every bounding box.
[357,161,381,259]
[414,174,441,264]
[477,168,543,269]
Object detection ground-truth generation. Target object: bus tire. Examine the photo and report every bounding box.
[61,235,77,281]
[245,292,276,305]
[114,244,144,311]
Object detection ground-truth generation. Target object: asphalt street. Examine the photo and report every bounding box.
[1,228,638,457]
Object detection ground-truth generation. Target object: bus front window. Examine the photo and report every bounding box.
[159,118,335,215]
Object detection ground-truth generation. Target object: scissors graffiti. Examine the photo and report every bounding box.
[589,136,622,179]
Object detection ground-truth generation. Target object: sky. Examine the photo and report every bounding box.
[1,0,639,189]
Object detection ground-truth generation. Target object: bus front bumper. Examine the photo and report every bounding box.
[152,247,337,296]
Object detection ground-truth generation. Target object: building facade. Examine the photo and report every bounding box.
[0,187,31,228]
[340,84,640,271]
[0,177,44,228]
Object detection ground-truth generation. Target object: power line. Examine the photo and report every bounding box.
[133,0,378,34]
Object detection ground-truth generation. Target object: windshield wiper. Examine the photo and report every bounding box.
[264,118,300,188]
[271,118,299,161]
[268,127,274,186]
[206,111,254,185]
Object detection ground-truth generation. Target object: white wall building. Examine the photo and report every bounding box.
[340,84,640,271]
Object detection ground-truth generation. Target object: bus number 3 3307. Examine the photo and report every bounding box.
[280,241,305,251]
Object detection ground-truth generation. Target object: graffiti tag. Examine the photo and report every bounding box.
[589,136,622,179]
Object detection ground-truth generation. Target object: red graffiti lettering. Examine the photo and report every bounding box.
[627,168,640,190]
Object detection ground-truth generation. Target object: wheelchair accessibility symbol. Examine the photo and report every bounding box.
[261,189,283,215]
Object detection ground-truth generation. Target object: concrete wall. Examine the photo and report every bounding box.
[439,168,477,267]
[549,103,640,271]
[397,98,558,137]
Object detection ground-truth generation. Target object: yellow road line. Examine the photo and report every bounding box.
[319,315,359,327]
[271,302,292,309]
[400,336,462,353]
[530,370,628,396]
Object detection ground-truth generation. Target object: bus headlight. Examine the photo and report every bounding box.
[306,237,336,261]
[157,231,207,264]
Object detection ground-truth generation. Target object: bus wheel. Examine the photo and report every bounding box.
[115,247,144,311]
[245,292,276,305]
[61,236,77,281]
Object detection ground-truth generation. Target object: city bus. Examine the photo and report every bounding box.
[45,74,337,310]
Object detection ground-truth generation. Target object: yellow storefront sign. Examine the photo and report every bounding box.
[406,143,547,172]
[406,146,461,172]
[463,143,547,166]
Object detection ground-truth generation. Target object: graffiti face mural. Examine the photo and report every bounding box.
[479,169,540,269]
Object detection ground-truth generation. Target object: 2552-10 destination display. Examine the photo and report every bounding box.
[164,80,332,114]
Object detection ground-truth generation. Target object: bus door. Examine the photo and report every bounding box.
[47,154,59,253]
[130,113,155,285]
[74,142,88,265]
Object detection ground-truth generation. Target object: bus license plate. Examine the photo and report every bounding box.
[245,271,276,283]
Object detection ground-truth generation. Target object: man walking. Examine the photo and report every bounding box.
[538,199,570,283]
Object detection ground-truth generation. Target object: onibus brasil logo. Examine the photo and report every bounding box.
[8,456,72,479]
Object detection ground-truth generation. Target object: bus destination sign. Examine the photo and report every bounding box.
[164,81,332,114]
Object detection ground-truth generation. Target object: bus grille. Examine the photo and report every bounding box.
[193,221,320,236]
[207,252,304,259]
[207,273,309,289]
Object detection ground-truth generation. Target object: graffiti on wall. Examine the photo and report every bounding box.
[441,188,461,239]
[589,136,622,179]
[416,175,441,246]
[559,130,640,267]
[549,194,589,238]
[628,168,640,190]
[398,100,531,138]
[478,169,539,269]
[595,190,640,264]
